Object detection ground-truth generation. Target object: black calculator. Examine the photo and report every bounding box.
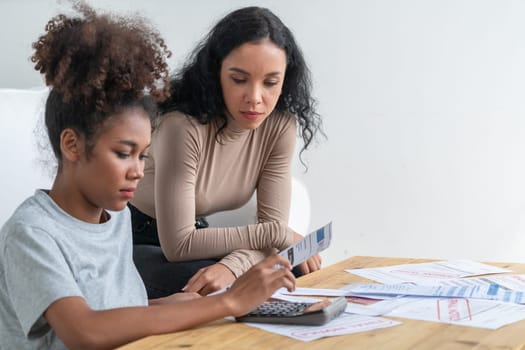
[235,297,347,326]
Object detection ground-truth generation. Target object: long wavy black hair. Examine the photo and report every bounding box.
[161,6,322,156]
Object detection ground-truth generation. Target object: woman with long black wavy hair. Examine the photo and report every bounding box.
[130,6,323,297]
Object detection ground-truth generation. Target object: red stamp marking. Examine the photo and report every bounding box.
[345,296,382,305]
[437,299,472,322]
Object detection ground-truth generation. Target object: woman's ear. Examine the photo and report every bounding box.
[60,128,83,162]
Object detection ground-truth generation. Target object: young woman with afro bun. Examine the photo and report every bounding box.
[0,3,295,349]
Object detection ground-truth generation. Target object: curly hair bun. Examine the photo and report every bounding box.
[31,0,171,110]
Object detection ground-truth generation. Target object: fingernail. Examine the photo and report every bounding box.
[181,285,187,291]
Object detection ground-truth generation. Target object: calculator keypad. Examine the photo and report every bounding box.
[248,302,310,317]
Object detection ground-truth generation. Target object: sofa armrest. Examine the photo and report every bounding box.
[0,88,52,225]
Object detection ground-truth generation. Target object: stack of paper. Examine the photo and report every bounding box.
[342,260,525,329]
[245,230,525,339]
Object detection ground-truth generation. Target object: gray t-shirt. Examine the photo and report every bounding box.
[0,190,147,349]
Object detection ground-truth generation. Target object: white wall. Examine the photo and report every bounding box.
[1,0,525,266]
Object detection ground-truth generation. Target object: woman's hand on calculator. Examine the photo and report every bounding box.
[223,255,296,317]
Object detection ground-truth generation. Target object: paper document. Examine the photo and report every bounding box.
[244,313,400,342]
[279,222,332,268]
[346,260,511,285]
[276,287,348,297]
[344,297,416,316]
[437,274,525,290]
[346,283,525,304]
[484,274,525,290]
[386,297,525,329]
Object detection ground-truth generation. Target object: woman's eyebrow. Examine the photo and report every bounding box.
[118,140,138,148]
[228,67,283,77]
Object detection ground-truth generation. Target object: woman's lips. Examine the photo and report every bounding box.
[241,111,263,120]
[120,189,135,199]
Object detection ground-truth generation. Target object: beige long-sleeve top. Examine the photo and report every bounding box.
[131,110,296,276]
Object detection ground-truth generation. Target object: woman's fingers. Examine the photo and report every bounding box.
[183,264,236,295]
[182,268,205,292]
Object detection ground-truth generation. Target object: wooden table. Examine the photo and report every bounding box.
[118,256,525,350]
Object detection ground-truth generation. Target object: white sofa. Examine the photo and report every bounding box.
[0,88,52,225]
[0,88,311,234]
